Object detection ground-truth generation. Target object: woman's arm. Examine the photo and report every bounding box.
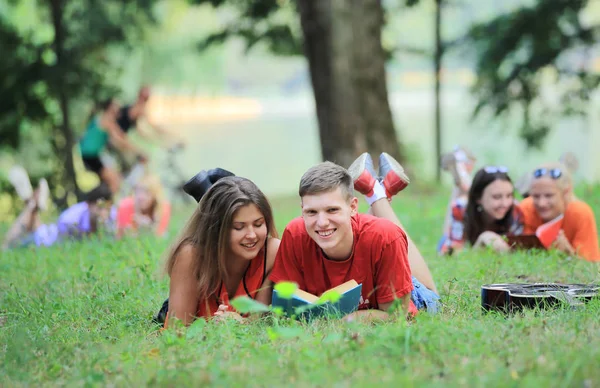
[254,237,281,306]
[168,245,199,326]
[474,231,511,253]
[100,113,145,157]
[342,295,411,323]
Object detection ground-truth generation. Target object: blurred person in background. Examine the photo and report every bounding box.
[439,166,524,255]
[518,162,599,262]
[438,146,477,253]
[2,166,112,250]
[111,86,184,174]
[113,173,171,239]
[79,98,148,195]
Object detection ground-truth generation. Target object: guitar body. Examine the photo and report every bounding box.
[481,283,599,313]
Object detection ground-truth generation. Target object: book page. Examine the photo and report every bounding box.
[536,214,564,248]
[294,289,319,304]
[327,279,359,295]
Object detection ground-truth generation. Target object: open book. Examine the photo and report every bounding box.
[507,214,564,250]
[272,280,362,319]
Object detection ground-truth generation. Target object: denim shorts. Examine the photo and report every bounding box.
[411,276,440,314]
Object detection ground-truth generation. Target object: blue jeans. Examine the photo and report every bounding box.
[411,276,440,314]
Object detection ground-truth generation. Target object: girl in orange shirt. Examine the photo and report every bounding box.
[114,174,171,238]
[164,176,280,326]
[518,162,599,262]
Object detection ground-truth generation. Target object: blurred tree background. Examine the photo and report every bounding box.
[1,0,599,210]
[0,0,157,207]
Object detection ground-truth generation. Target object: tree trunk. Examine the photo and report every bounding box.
[297,0,402,169]
[434,0,443,182]
[49,0,81,204]
[351,0,401,163]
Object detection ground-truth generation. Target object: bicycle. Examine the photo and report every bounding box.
[120,143,195,206]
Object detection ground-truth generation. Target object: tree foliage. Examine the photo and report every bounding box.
[0,0,157,205]
[466,0,600,147]
[191,0,302,56]
[0,0,156,148]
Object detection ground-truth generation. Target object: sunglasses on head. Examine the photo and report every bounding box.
[483,166,508,174]
[533,168,562,179]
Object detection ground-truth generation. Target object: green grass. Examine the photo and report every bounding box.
[2,186,600,387]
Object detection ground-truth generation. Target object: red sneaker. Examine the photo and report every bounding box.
[378,152,410,198]
[347,153,377,196]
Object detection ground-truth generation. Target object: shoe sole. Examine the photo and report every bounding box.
[380,152,410,184]
[8,166,33,201]
[347,152,370,182]
[37,178,50,211]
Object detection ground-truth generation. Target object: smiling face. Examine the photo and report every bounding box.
[228,203,268,261]
[529,177,566,222]
[134,185,155,215]
[301,187,358,261]
[478,179,514,221]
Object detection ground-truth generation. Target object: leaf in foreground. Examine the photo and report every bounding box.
[231,296,271,314]
[274,281,298,299]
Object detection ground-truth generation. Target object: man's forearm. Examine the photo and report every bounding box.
[343,309,390,323]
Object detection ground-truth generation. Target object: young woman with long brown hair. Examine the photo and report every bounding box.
[164,176,280,325]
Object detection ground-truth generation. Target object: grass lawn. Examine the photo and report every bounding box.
[1,185,600,387]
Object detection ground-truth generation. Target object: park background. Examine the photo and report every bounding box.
[2,1,600,386]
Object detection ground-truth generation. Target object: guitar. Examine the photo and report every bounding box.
[481,283,599,313]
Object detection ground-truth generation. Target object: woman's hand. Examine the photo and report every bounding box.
[213,304,244,323]
[551,230,575,256]
[474,231,511,253]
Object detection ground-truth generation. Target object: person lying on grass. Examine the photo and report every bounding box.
[269,153,440,322]
[2,166,113,250]
[159,160,438,325]
[113,174,171,239]
[438,146,477,251]
[440,166,525,255]
[518,162,599,262]
[164,175,281,326]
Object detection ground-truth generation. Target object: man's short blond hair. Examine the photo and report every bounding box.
[299,162,354,201]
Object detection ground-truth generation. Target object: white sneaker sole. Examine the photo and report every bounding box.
[379,152,410,184]
[347,152,370,182]
[8,166,33,201]
[37,178,50,211]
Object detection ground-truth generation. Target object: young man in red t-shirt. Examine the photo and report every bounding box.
[269,153,439,321]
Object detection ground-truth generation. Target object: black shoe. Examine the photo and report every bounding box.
[183,170,212,203]
[183,168,236,203]
[153,298,169,325]
[207,168,235,183]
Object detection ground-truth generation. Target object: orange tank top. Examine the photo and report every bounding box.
[197,245,268,318]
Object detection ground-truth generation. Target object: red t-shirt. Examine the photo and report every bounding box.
[197,246,267,318]
[270,214,416,314]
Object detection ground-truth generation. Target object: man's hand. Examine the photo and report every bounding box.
[342,309,390,323]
